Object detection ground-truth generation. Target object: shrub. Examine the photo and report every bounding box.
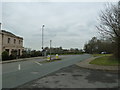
[31,50,42,57]
[2,51,9,61]
[9,50,18,60]
[20,50,31,58]
[9,54,16,60]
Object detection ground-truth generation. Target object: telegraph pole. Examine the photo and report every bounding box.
[50,40,52,60]
[41,24,45,56]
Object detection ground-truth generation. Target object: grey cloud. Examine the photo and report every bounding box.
[2,2,106,50]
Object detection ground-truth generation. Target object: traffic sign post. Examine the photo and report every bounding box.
[56,54,59,59]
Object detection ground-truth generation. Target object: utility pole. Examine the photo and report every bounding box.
[41,24,45,56]
[50,40,52,60]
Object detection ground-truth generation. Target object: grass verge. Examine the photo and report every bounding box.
[92,54,112,57]
[90,56,120,66]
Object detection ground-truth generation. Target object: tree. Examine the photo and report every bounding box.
[2,51,9,60]
[20,50,31,58]
[10,50,17,59]
[96,2,120,59]
[84,37,98,54]
[30,50,42,57]
[84,37,113,54]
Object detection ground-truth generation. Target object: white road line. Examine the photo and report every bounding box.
[34,61,42,66]
[18,64,21,70]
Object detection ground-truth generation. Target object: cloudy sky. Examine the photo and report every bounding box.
[1,1,117,50]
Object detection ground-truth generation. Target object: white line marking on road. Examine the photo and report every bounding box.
[34,61,42,66]
[18,64,21,70]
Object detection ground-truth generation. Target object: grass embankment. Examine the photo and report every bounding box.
[90,55,120,66]
[92,54,112,57]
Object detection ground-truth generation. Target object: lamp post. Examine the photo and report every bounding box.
[41,24,45,56]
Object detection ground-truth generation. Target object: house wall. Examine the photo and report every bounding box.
[0,31,2,59]
[2,31,24,56]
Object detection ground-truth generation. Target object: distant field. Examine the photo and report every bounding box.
[90,56,120,66]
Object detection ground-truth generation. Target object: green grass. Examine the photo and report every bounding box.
[92,54,112,57]
[90,56,120,66]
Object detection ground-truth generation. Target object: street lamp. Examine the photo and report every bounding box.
[41,24,45,56]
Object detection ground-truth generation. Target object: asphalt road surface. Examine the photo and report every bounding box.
[2,54,91,88]
[17,65,119,88]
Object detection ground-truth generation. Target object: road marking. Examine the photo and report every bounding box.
[34,61,42,66]
[18,64,21,70]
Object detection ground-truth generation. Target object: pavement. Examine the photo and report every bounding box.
[14,56,119,88]
[0,56,44,64]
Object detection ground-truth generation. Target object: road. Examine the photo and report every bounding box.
[2,54,92,88]
[18,65,119,88]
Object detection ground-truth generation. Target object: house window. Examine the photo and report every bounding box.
[8,38,10,43]
[14,39,16,44]
[5,49,9,53]
[19,40,20,44]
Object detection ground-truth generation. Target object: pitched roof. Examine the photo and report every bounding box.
[1,30,23,39]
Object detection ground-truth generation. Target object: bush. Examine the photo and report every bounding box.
[9,50,18,60]
[9,54,16,60]
[2,51,9,61]
[20,54,31,58]
[31,50,42,57]
[20,50,31,58]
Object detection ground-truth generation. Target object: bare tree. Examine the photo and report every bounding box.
[96,1,120,59]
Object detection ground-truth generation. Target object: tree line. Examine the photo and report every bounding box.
[97,1,120,59]
[2,47,84,61]
[43,47,84,55]
[84,37,113,54]
[84,1,120,60]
